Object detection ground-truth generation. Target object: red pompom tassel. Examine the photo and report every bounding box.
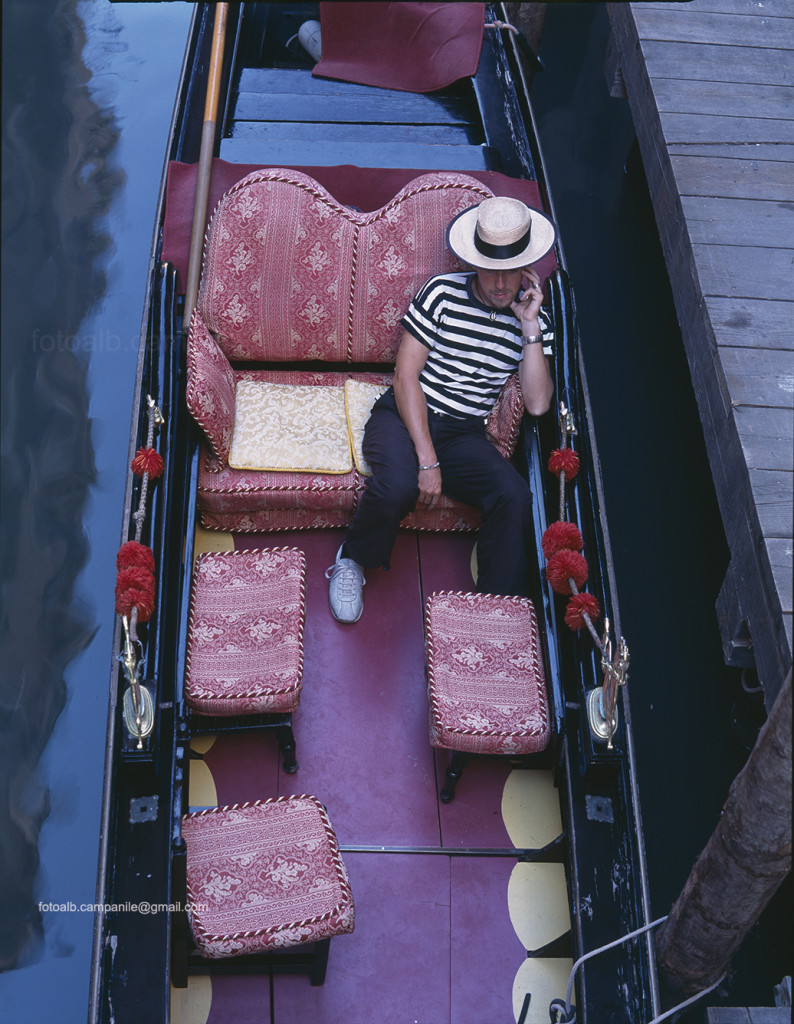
[131,446,164,479]
[548,448,580,480]
[115,566,156,622]
[564,592,601,631]
[542,520,583,559]
[546,549,589,595]
[116,541,155,573]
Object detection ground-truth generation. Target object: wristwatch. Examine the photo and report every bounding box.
[522,333,543,345]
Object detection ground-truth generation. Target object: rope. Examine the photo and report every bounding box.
[552,916,669,1022]
[485,20,518,35]
[645,974,726,1024]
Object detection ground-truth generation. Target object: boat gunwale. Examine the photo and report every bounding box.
[91,4,658,1021]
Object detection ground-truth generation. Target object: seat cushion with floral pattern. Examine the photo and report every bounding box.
[425,591,550,756]
[185,547,305,716]
[183,796,355,959]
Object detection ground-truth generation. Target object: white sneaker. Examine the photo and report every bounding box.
[325,545,366,623]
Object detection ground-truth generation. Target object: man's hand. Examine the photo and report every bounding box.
[510,271,543,329]
[417,465,442,508]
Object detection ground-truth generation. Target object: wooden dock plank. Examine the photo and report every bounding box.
[750,469,794,537]
[719,347,794,413]
[640,39,794,87]
[608,0,793,699]
[630,7,794,49]
[691,242,792,301]
[705,297,793,349]
[670,143,794,161]
[652,77,794,121]
[767,539,794,616]
[637,0,793,18]
[669,154,792,201]
[660,112,794,145]
[680,195,793,248]
[730,405,794,472]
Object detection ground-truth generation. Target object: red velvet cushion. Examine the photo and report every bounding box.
[425,591,550,755]
[183,796,355,959]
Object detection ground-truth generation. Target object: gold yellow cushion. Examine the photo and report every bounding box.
[345,380,389,475]
[229,381,352,473]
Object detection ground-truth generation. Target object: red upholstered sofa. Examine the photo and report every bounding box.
[186,167,526,534]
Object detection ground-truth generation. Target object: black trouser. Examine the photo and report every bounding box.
[344,389,533,597]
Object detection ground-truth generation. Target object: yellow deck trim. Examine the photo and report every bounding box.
[188,740,217,806]
[508,862,570,952]
[170,977,212,1024]
[192,524,234,564]
[512,958,574,1023]
[502,769,569,1019]
[502,769,562,850]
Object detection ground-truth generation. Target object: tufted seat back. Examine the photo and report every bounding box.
[196,168,494,364]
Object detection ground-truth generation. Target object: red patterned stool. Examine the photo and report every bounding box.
[425,591,551,802]
[185,547,306,772]
[171,794,355,986]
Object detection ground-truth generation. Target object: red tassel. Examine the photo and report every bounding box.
[116,541,155,573]
[548,448,580,480]
[565,592,601,631]
[115,566,156,623]
[542,520,583,559]
[546,549,589,595]
[131,446,164,479]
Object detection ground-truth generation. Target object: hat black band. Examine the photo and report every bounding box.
[474,224,531,260]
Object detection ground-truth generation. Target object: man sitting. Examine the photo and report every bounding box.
[327,195,556,623]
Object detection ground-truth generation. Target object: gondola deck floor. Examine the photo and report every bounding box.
[173,527,572,1024]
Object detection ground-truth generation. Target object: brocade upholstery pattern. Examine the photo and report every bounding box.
[196,168,493,364]
[425,591,550,756]
[485,373,523,460]
[183,796,355,959]
[229,382,352,473]
[185,547,305,716]
[186,311,236,463]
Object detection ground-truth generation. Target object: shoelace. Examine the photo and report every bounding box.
[325,559,365,597]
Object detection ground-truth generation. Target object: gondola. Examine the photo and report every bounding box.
[89,4,660,1022]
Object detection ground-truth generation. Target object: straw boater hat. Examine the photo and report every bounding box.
[446,196,556,270]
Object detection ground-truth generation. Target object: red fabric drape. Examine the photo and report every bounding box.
[313,2,485,93]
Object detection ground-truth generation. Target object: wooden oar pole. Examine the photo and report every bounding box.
[183,2,229,324]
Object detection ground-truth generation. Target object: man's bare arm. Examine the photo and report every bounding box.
[392,331,442,508]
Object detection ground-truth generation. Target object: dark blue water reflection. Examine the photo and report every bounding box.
[1,3,191,1021]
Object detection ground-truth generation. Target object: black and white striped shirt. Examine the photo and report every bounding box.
[401,272,554,419]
